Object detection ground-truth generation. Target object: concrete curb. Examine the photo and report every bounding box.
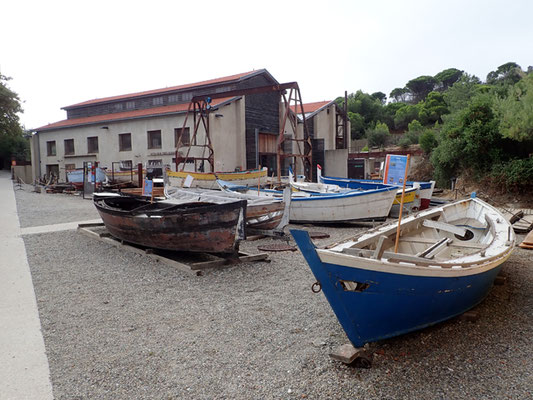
[0,171,54,399]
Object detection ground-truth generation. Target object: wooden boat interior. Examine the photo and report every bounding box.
[96,196,213,215]
[327,200,512,268]
[166,186,283,206]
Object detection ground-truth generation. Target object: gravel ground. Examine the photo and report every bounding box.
[16,185,533,399]
[14,184,100,228]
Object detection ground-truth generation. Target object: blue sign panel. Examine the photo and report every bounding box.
[143,179,153,196]
[383,154,408,186]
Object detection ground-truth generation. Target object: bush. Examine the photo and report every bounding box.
[366,122,390,148]
[491,157,533,192]
[398,137,411,149]
[419,129,438,154]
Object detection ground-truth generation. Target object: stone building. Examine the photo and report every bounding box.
[31,69,347,183]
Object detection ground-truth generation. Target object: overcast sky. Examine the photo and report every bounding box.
[2,0,532,130]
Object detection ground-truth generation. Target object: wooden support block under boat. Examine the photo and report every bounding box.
[459,310,480,322]
[189,252,269,270]
[77,224,269,274]
[329,344,373,368]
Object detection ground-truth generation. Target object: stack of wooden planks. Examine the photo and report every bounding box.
[519,230,533,249]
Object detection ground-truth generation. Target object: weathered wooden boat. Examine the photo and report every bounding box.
[222,184,397,223]
[291,197,515,347]
[93,194,247,253]
[165,183,290,233]
[166,167,268,189]
[318,175,420,217]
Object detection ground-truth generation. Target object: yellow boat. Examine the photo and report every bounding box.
[167,167,268,189]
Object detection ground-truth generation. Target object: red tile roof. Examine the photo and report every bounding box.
[63,70,269,109]
[35,97,238,132]
[290,100,334,115]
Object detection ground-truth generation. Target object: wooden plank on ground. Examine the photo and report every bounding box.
[78,225,268,274]
[78,222,105,228]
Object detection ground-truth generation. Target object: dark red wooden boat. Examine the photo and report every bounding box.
[93,194,246,253]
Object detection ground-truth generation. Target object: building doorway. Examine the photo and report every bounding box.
[258,132,277,176]
[45,164,59,182]
[348,159,365,179]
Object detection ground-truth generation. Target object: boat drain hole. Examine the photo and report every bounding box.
[340,280,370,292]
[455,229,474,241]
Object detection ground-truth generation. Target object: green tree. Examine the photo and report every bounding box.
[348,112,365,140]
[346,90,383,125]
[419,128,438,154]
[389,87,409,103]
[418,91,449,125]
[496,73,533,142]
[371,91,387,104]
[393,104,419,131]
[443,73,482,114]
[434,68,463,91]
[430,95,506,184]
[486,62,523,86]
[381,102,405,131]
[366,122,390,149]
[0,73,27,166]
[405,75,437,103]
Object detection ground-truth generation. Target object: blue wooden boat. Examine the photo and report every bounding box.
[320,175,435,211]
[291,197,514,347]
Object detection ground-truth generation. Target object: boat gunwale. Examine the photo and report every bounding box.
[167,167,268,181]
[94,195,247,218]
[258,186,398,201]
[316,198,515,277]
[321,175,435,190]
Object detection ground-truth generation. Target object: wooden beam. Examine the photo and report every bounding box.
[400,236,485,249]
[422,219,467,237]
[416,237,451,259]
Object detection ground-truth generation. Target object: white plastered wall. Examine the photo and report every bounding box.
[33,99,246,181]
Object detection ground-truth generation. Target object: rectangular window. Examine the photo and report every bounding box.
[147,130,162,149]
[182,92,192,102]
[119,133,132,151]
[148,159,162,167]
[87,136,99,153]
[152,97,163,106]
[120,160,132,170]
[174,127,190,147]
[46,141,56,156]
[114,103,123,111]
[126,101,135,110]
[168,94,179,103]
[65,163,76,171]
[64,139,75,155]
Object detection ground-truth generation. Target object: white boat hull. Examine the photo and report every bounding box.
[289,188,397,223]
